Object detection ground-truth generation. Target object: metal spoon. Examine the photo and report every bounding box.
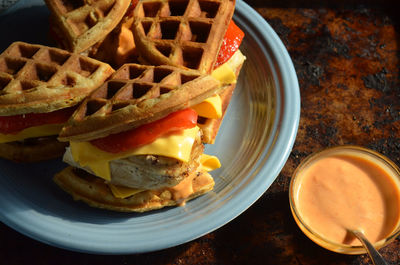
[348,230,388,265]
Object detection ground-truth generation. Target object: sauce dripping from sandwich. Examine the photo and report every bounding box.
[166,170,212,206]
[167,171,198,205]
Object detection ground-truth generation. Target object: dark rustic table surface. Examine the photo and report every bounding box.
[1,1,399,264]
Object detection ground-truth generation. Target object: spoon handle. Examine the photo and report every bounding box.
[351,230,388,265]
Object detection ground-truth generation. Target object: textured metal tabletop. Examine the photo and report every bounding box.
[1,0,399,264]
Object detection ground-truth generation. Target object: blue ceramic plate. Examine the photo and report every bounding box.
[0,0,300,254]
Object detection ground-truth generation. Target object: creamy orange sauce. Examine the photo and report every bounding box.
[168,173,196,206]
[295,154,400,245]
[167,171,213,206]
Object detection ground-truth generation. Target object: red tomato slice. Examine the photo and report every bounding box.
[126,0,139,17]
[131,0,139,9]
[214,20,245,69]
[0,107,75,135]
[91,108,198,154]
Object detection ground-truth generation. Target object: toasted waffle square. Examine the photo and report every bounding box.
[45,0,131,53]
[88,6,140,68]
[132,0,235,73]
[0,42,114,115]
[59,63,222,141]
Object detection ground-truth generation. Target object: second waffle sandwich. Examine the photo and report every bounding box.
[0,42,114,162]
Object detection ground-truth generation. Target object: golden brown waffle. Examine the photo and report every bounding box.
[132,0,235,74]
[59,63,222,142]
[0,136,68,162]
[54,167,215,212]
[88,4,140,68]
[0,42,114,116]
[45,0,131,53]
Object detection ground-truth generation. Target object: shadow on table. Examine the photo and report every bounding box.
[0,6,52,52]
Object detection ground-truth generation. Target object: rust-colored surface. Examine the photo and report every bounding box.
[1,3,400,265]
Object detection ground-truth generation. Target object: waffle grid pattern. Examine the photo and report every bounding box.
[59,63,221,141]
[54,0,115,36]
[0,42,114,115]
[45,0,131,53]
[133,0,235,73]
[79,64,201,118]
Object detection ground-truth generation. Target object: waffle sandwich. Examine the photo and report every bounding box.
[52,0,245,211]
[55,64,224,212]
[0,42,114,162]
[45,0,131,54]
[131,0,245,144]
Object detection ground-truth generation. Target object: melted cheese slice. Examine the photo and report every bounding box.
[192,50,245,119]
[191,94,222,119]
[109,184,144,198]
[109,153,220,199]
[0,123,64,143]
[211,49,245,85]
[211,62,237,85]
[70,126,200,181]
[200,154,222,171]
[70,51,244,199]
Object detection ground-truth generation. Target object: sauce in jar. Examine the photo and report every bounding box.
[291,146,400,251]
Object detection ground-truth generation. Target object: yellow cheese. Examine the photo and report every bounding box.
[212,49,245,85]
[104,51,246,199]
[108,153,220,199]
[200,154,221,171]
[193,50,245,119]
[227,49,246,73]
[70,126,200,181]
[211,62,237,85]
[108,184,143,199]
[191,94,222,119]
[0,123,64,143]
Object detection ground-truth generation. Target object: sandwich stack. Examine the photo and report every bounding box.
[0,41,113,162]
[1,0,246,212]
[55,63,223,212]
